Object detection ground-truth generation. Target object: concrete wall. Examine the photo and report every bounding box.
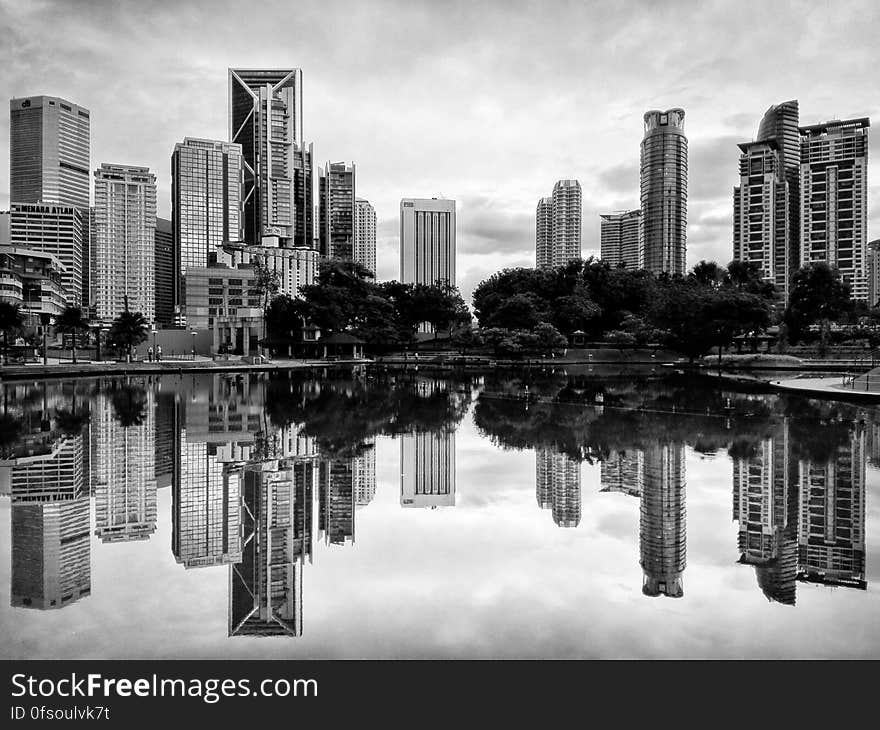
[133,329,213,358]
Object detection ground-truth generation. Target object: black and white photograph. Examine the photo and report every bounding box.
[0,0,878,714]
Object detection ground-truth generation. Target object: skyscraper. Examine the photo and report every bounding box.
[799,117,870,301]
[535,196,553,269]
[868,239,880,306]
[639,442,686,597]
[400,431,455,508]
[93,164,157,321]
[399,198,456,286]
[228,68,309,246]
[9,96,90,209]
[600,210,641,268]
[535,181,582,269]
[319,162,356,259]
[154,217,173,327]
[318,458,355,545]
[640,108,687,275]
[354,198,377,275]
[171,138,244,312]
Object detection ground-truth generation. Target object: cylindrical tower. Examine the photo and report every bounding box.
[639,108,688,276]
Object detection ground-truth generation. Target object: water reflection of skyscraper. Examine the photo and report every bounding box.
[732,420,867,600]
[5,433,91,610]
[93,389,157,542]
[400,432,455,508]
[535,448,581,527]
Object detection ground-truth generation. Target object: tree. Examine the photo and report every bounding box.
[0,301,24,365]
[54,305,89,364]
[107,382,149,427]
[252,257,282,354]
[264,295,305,355]
[690,260,725,288]
[450,325,484,354]
[108,309,148,362]
[783,262,852,344]
[532,322,567,356]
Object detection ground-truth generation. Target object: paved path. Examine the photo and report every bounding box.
[769,375,880,401]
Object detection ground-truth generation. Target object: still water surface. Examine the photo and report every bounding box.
[0,368,877,658]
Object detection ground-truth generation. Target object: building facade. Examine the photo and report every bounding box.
[535,196,553,269]
[228,68,312,246]
[9,95,90,210]
[0,245,67,319]
[354,198,377,275]
[400,431,455,508]
[3,203,83,306]
[640,108,688,275]
[319,162,356,260]
[171,138,244,314]
[868,239,880,306]
[93,164,157,322]
[535,448,581,527]
[154,217,173,327]
[399,198,456,286]
[799,117,870,302]
[600,210,641,268]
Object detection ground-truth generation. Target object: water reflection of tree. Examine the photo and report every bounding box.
[265,374,473,459]
[105,381,149,428]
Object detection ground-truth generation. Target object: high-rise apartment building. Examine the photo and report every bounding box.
[228,69,314,246]
[640,109,687,275]
[354,198,377,275]
[535,197,553,269]
[93,164,157,321]
[319,162,356,259]
[639,442,686,597]
[4,203,83,305]
[154,217,173,327]
[600,210,641,268]
[171,138,244,312]
[799,117,870,301]
[399,198,456,286]
[354,441,377,507]
[400,431,455,508]
[600,448,644,498]
[535,181,582,269]
[9,96,90,209]
[319,459,355,545]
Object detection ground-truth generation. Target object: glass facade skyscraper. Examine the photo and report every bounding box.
[319,162,356,260]
[639,108,687,276]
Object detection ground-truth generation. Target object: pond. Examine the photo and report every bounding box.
[0,368,877,658]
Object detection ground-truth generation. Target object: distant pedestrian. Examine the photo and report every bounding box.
[156,345,162,361]
[148,346,154,362]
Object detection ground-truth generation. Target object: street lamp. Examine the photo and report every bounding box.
[151,323,157,362]
[191,329,197,361]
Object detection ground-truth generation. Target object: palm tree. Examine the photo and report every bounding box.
[108,308,149,362]
[54,305,89,364]
[0,301,24,365]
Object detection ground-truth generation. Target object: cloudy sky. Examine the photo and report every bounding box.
[1,0,878,303]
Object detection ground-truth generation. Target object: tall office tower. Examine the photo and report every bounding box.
[600,210,641,268]
[5,203,83,305]
[354,440,377,507]
[640,109,688,275]
[535,448,581,527]
[799,118,870,301]
[599,448,644,498]
[229,463,306,637]
[171,138,244,311]
[318,459,355,545]
[733,101,801,299]
[92,389,157,542]
[400,431,455,508]
[868,239,880,306]
[354,198,377,274]
[9,96,90,208]
[731,420,799,605]
[639,442,686,597]
[292,142,316,249]
[318,162,356,259]
[535,196,553,269]
[228,69,310,246]
[399,198,456,286]
[10,96,90,305]
[172,436,242,568]
[93,164,157,321]
[154,217,173,327]
[154,389,179,489]
[797,425,867,589]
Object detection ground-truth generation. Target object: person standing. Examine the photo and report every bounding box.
[156,345,162,361]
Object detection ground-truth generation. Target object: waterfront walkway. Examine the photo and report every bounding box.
[0,356,371,381]
[769,368,880,401]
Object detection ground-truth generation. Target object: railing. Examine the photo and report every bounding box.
[841,372,880,392]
